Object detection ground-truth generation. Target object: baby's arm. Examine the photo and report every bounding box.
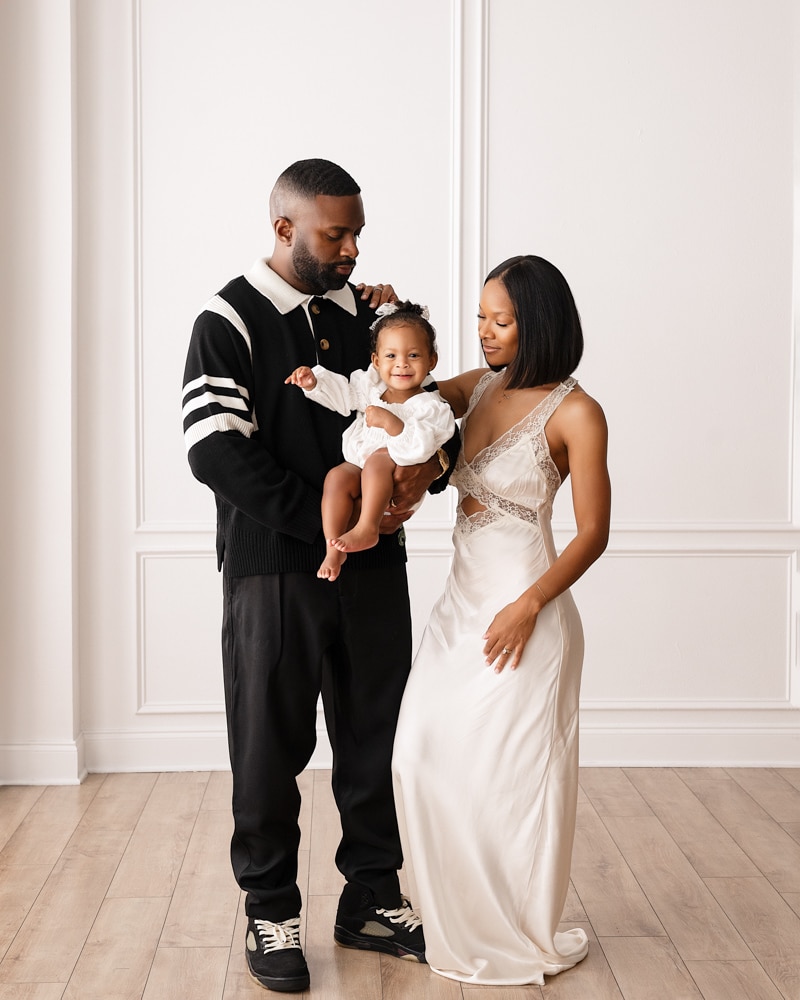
[365,405,404,437]
[386,395,456,466]
[286,365,362,417]
[285,366,317,390]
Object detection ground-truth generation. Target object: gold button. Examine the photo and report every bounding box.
[319,338,330,351]
[310,303,321,315]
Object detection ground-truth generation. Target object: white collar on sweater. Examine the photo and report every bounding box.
[244,258,358,316]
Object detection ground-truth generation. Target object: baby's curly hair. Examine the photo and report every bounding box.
[369,301,438,355]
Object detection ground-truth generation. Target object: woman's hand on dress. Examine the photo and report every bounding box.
[482,595,541,672]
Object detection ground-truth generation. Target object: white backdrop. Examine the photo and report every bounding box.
[1,0,798,783]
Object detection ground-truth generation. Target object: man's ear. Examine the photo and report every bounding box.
[274,216,294,246]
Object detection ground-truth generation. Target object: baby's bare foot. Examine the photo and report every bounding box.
[317,546,346,582]
[330,525,380,553]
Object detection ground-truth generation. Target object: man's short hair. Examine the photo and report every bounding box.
[274,159,361,201]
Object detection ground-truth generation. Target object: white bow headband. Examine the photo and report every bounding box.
[369,301,430,332]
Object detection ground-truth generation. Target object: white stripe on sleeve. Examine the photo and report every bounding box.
[182,373,250,401]
[202,295,253,358]
[182,390,250,420]
[184,412,255,452]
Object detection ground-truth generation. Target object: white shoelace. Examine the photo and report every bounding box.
[375,899,423,933]
[253,916,302,953]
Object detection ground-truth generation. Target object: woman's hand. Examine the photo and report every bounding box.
[482,592,543,673]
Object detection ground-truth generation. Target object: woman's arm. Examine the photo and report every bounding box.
[435,368,488,418]
[483,392,611,671]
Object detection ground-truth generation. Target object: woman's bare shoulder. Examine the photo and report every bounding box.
[553,383,608,438]
[564,383,605,416]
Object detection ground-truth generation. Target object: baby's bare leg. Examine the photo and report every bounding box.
[331,451,396,553]
[318,462,362,581]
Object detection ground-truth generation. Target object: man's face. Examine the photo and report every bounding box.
[289,194,365,295]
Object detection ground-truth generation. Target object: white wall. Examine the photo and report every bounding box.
[0,0,81,782]
[1,0,798,783]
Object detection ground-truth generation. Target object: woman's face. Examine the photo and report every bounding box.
[478,278,518,367]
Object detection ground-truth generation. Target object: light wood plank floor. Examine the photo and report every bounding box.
[1,768,800,999]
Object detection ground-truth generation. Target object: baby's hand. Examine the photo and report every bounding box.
[366,405,404,436]
[285,366,316,390]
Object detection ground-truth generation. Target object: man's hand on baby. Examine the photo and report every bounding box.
[388,457,439,515]
[285,366,317,390]
[379,509,414,534]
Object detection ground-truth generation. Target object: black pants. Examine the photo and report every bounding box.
[221,566,412,920]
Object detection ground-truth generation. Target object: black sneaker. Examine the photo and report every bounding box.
[333,882,426,963]
[245,916,310,992]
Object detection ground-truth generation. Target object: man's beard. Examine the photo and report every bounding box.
[292,237,355,294]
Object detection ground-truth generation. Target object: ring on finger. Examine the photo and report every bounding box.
[502,646,511,655]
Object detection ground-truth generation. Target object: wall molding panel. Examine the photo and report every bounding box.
[136,551,226,716]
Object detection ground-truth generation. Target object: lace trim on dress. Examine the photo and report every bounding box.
[455,504,538,535]
[452,375,576,538]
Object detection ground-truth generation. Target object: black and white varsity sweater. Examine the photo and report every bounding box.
[182,259,421,576]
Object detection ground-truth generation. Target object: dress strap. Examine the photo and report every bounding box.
[535,377,577,429]
[463,371,496,420]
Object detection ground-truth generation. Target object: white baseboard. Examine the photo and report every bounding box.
[80,721,335,775]
[0,735,86,785]
[579,703,800,765]
[7,710,799,784]
[66,723,800,775]
[580,724,800,766]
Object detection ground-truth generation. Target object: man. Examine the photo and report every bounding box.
[181,159,455,993]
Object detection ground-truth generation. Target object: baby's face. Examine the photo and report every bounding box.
[371,322,436,392]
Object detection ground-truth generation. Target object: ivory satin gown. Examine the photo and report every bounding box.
[392,373,588,985]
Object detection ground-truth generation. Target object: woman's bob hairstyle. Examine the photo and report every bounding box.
[484,255,583,389]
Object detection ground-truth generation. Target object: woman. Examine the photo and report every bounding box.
[392,255,610,985]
